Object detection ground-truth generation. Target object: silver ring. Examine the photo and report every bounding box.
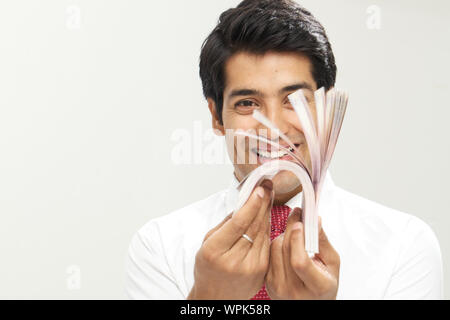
[242,233,254,244]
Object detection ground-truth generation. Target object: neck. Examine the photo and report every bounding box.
[273,184,302,206]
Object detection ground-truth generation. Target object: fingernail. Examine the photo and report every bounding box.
[260,179,273,191]
[270,190,275,205]
[274,233,285,241]
[255,186,265,198]
[292,222,302,231]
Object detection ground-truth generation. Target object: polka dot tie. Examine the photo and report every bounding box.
[251,204,291,300]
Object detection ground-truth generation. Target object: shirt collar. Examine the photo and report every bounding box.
[224,169,336,217]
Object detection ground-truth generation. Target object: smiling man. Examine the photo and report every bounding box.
[125,0,443,300]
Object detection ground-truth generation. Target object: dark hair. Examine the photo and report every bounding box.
[199,0,337,124]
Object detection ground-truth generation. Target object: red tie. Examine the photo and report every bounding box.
[251,204,291,300]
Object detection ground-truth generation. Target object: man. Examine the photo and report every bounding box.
[125,0,443,299]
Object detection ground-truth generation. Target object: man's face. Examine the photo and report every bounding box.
[208,51,318,204]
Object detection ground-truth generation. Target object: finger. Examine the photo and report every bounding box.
[265,233,286,299]
[268,233,286,283]
[252,187,273,249]
[284,207,302,239]
[282,207,301,266]
[208,183,267,253]
[244,180,273,245]
[282,207,303,276]
[258,189,273,264]
[202,213,233,243]
[289,221,329,295]
[246,188,273,263]
[234,181,273,254]
[316,216,340,269]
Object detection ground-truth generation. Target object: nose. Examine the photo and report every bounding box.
[257,104,290,143]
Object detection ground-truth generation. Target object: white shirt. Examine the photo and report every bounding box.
[125,172,443,299]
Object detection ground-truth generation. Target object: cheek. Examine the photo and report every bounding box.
[308,101,317,125]
[222,110,260,151]
[222,108,256,131]
[222,113,260,168]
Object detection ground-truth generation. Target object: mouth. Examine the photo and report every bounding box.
[251,144,300,164]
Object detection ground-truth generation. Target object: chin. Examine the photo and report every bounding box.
[235,163,301,195]
[271,170,301,195]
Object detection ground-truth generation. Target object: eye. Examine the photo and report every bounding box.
[235,100,258,108]
[283,98,294,109]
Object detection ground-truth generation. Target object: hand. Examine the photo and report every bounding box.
[187,180,274,300]
[265,208,340,300]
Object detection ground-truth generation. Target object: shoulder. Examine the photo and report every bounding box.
[332,185,441,260]
[333,185,431,235]
[330,185,443,299]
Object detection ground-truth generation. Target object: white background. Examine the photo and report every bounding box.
[0,0,448,299]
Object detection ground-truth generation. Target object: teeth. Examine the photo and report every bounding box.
[257,149,289,159]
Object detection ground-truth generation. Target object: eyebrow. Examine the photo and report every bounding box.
[227,82,313,99]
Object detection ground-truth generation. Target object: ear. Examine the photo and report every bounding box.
[207,98,225,136]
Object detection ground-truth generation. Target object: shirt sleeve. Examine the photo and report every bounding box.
[125,223,185,300]
[383,216,444,299]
